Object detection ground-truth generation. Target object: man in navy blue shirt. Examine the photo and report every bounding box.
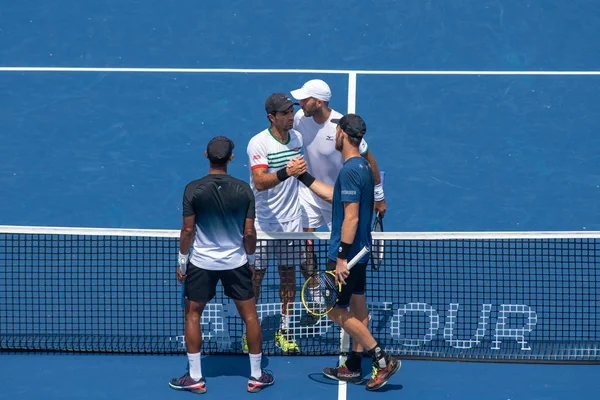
[293,114,400,391]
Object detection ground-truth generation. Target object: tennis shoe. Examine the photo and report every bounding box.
[366,356,400,391]
[275,329,299,354]
[169,372,207,394]
[242,332,249,354]
[322,362,363,384]
[247,369,275,393]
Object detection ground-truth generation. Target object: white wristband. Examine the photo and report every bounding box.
[374,183,385,202]
[178,251,189,274]
[247,254,256,265]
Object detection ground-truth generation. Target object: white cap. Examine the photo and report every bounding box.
[290,79,332,101]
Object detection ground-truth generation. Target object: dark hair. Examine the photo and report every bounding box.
[209,156,229,166]
[347,135,362,148]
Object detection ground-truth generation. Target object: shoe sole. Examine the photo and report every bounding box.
[168,383,207,394]
[247,381,275,393]
[365,359,402,391]
[322,371,363,385]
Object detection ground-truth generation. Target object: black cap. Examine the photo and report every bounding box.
[331,114,367,137]
[206,136,234,163]
[265,93,298,114]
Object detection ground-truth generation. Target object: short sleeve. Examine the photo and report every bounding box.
[182,183,196,216]
[359,138,369,156]
[338,167,361,203]
[247,137,268,170]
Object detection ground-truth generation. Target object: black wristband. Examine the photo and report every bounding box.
[297,172,316,187]
[337,241,351,260]
[276,167,290,182]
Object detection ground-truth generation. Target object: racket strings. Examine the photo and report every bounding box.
[371,214,385,270]
[304,272,338,313]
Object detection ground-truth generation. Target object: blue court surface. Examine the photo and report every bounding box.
[0,354,598,400]
[1,1,600,399]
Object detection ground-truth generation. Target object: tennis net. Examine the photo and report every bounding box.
[0,225,598,363]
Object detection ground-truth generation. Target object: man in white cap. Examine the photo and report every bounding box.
[290,80,386,324]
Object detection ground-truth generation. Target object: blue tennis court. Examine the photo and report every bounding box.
[0,354,597,400]
[1,1,599,399]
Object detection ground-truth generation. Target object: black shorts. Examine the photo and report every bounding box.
[326,260,368,308]
[184,262,254,303]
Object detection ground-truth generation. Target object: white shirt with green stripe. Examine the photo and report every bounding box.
[247,128,304,223]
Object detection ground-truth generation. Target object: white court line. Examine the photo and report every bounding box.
[339,71,357,400]
[337,326,351,400]
[1,66,600,75]
[347,72,357,112]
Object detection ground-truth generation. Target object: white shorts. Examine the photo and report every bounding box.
[300,196,332,231]
[255,217,303,270]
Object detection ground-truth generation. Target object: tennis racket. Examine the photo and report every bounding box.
[301,246,370,316]
[179,254,189,310]
[371,212,385,271]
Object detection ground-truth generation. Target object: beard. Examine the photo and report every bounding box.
[302,105,318,117]
[335,137,343,151]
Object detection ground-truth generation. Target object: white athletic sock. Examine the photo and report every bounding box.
[188,352,202,380]
[280,314,290,330]
[249,353,262,379]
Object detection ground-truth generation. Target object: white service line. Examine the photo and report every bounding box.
[1,66,600,75]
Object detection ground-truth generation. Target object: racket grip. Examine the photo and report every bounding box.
[347,246,370,270]
[178,251,189,275]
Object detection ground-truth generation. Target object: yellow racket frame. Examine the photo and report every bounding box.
[300,246,370,316]
[300,270,342,316]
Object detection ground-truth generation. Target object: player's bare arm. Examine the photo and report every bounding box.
[335,202,359,285]
[243,217,257,275]
[177,214,195,282]
[363,150,387,216]
[243,217,257,257]
[306,179,333,203]
[251,158,307,191]
[291,160,334,203]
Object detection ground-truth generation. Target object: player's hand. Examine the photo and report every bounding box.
[176,266,186,283]
[335,258,350,285]
[286,156,307,177]
[249,264,256,281]
[374,199,387,217]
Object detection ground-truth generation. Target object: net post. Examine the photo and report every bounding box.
[347,72,357,113]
